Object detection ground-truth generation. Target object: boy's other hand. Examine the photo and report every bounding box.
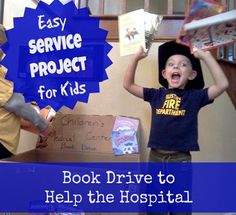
[134,46,148,61]
[193,49,212,60]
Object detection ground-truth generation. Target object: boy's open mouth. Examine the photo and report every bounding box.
[171,72,181,81]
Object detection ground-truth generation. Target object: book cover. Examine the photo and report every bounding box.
[118,9,162,56]
[111,116,139,155]
[177,0,226,47]
[184,9,236,52]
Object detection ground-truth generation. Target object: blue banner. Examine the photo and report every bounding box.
[0,162,236,213]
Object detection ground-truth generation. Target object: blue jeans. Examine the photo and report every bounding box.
[147,149,192,215]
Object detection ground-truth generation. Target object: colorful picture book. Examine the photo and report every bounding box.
[111,116,139,155]
[184,9,236,52]
[177,0,226,47]
[118,9,162,56]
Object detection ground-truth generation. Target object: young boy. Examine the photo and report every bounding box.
[0,66,53,159]
[123,40,228,162]
[123,40,228,215]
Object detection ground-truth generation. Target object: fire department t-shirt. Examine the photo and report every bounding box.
[143,87,213,151]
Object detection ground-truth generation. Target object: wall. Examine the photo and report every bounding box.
[84,0,185,15]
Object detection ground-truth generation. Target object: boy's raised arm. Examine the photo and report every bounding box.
[194,50,229,101]
[123,46,147,99]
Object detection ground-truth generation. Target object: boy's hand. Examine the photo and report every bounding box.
[133,46,148,61]
[193,49,212,60]
[193,48,228,101]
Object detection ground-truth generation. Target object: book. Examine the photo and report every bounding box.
[177,0,226,47]
[118,9,162,56]
[183,9,236,52]
[111,116,139,155]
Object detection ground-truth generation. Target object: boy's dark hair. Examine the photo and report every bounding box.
[158,40,204,89]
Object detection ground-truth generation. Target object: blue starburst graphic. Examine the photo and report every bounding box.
[1,0,112,111]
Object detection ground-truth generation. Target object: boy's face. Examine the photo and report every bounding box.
[162,54,197,89]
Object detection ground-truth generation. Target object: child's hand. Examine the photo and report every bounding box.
[36,136,48,148]
[37,122,55,148]
[133,46,148,61]
[193,49,212,60]
[42,122,55,137]
[40,122,55,139]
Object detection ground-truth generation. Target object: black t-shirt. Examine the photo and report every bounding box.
[143,88,213,151]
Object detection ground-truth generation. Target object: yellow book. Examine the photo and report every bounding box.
[119,9,162,56]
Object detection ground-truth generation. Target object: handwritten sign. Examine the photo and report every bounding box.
[47,114,116,153]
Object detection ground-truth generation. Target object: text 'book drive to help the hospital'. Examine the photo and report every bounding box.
[118,9,163,56]
[184,9,236,52]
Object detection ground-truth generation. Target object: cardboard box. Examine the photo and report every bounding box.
[18,106,56,153]
[3,114,141,162]
[46,114,115,154]
[17,130,38,154]
[46,114,140,155]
